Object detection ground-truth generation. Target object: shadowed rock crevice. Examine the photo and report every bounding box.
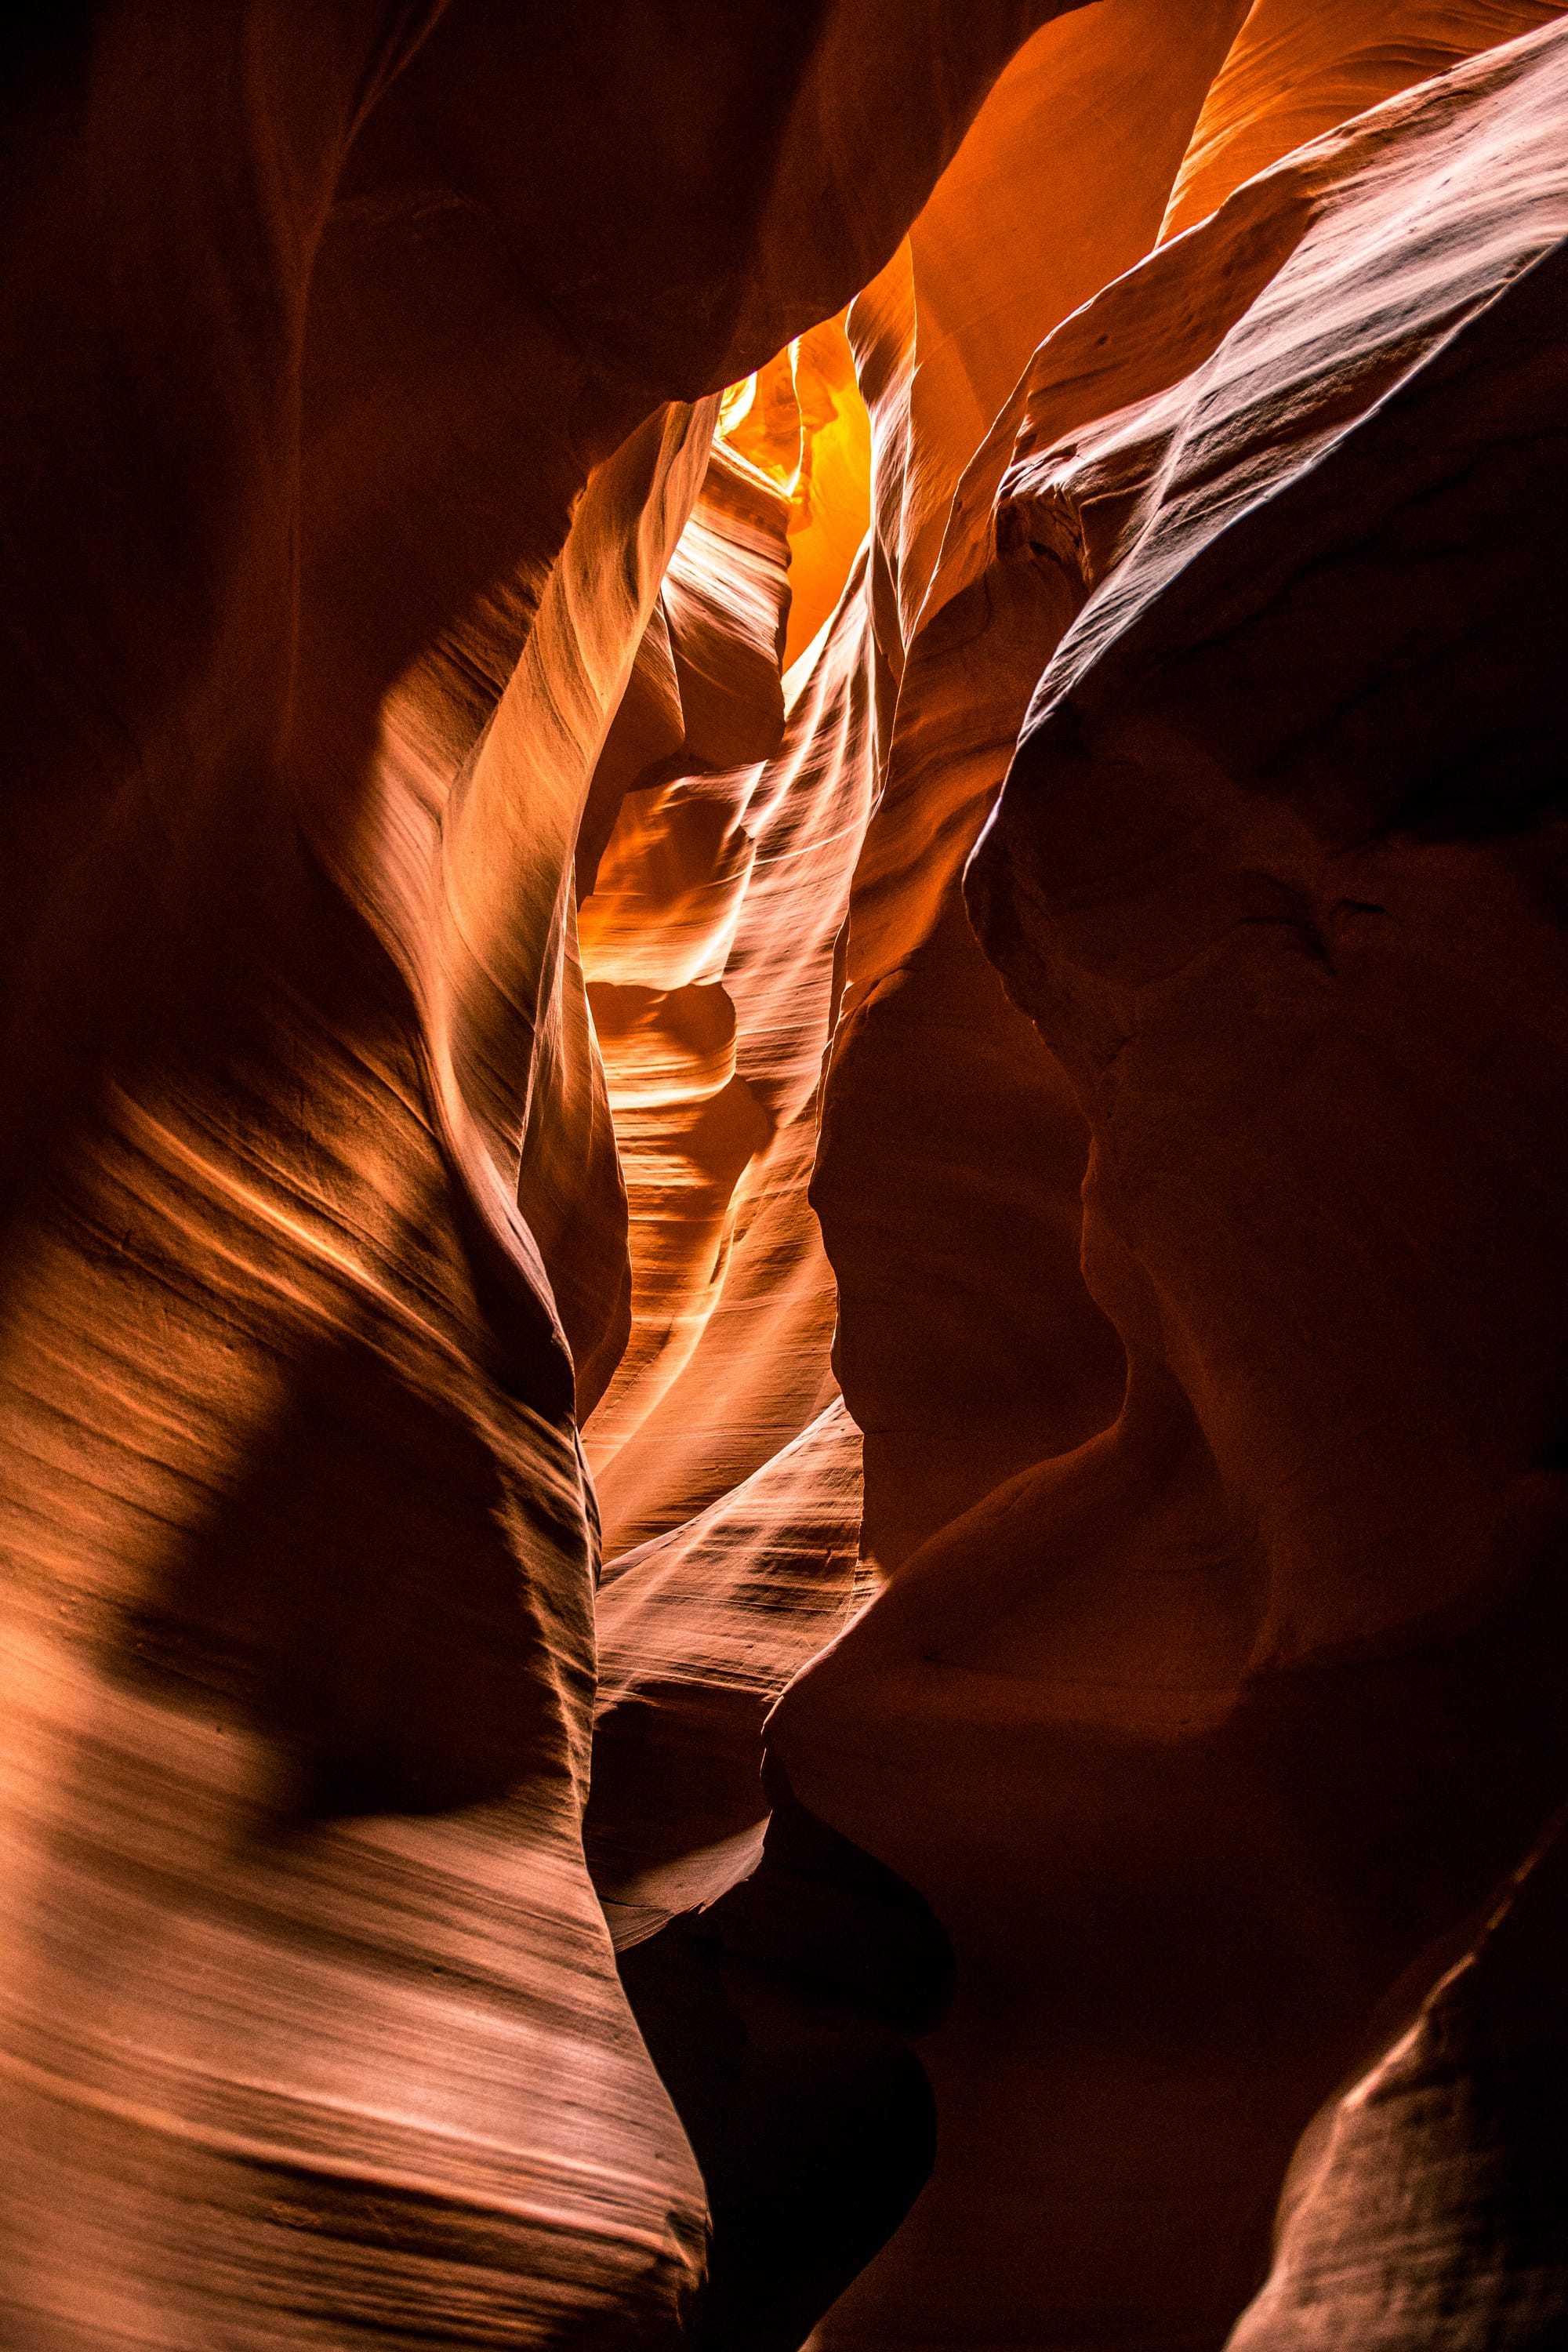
[617,1774,953,2352]
[5,5,1568,2348]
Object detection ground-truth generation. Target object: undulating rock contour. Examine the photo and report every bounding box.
[2,4,1565,2347]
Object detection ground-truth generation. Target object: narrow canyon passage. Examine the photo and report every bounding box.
[2,6,1566,2349]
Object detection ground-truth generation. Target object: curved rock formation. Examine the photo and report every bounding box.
[775,13,1568,2347]
[1159,0,1567,238]
[1228,1809,1568,2350]
[5,2,1567,2347]
[0,5,1077,2344]
[583,528,880,1553]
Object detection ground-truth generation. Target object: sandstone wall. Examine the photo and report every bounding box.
[3,5,1566,2347]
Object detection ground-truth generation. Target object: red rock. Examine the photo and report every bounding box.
[0,5,1073,2343]
[1160,0,1568,238]
[776,17,1568,2347]
[5,4,1568,2346]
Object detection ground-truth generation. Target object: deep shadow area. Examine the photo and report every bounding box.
[619,1768,954,2352]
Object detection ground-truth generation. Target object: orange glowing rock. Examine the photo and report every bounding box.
[850,0,1256,659]
[1160,0,1567,238]
[782,315,874,670]
[0,5,1083,2345]
[588,1398,866,1948]
[775,18,1568,2349]
[5,2,1568,2347]
[586,546,880,1552]
[577,438,793,1473]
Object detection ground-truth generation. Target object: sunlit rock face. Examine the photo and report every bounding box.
[779,13,1568,2350]
[0,5,1074,2345]
[2,4,1566,2350]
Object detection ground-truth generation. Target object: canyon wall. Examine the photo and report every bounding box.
[2,3,1566,2348]
[780,18,1568,2343]
[0,7,1073,2344]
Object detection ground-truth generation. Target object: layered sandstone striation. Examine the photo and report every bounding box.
[778,12,1568,2348]
[2,3,1566,2350]
[0,6,1076,2345]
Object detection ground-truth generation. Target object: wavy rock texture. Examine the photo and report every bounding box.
[0,5,1077,2345]
[577,436,793,1474]
[772,13,1568,2350]
[5,3,1568,2349]
[575,423,895,2351]
[584,535,882,1555]
[589,1400,867,1950]
[1227,1809,1568,2350]
[1159,0,1568,237]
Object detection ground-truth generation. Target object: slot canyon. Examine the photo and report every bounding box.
[3,3,1567,2345]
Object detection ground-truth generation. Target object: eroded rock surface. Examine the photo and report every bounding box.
[778,14,1568,2348]
[0,5,1076,2344]
[4,3,1567,2348]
